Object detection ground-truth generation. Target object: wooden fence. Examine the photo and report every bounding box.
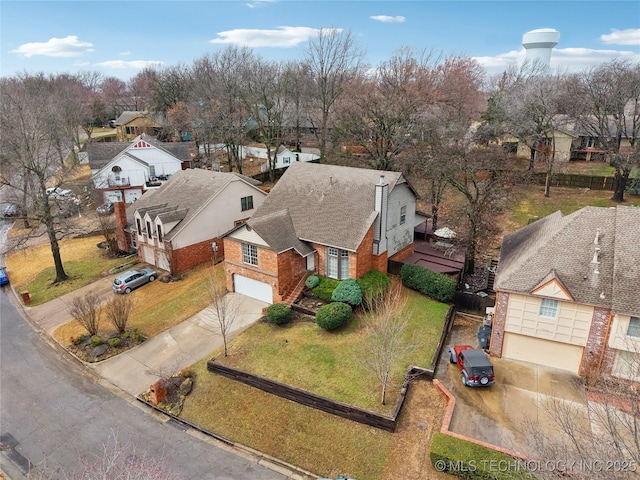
[454,291,495,315]
[528,172,615,190]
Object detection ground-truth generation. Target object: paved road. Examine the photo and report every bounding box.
[0,288,288,480]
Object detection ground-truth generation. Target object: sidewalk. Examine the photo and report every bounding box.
[22,281,267,396]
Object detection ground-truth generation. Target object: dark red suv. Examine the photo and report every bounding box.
[449,345,495,387]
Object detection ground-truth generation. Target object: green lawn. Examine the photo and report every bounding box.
[180,288,449,479]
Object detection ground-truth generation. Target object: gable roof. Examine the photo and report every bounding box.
[87,133,196,170]
[126,168,262,241]
[249,162,414,252]
[248,210,315,256]
[495,205,640,315]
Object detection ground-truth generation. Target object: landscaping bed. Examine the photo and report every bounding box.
[67,329,146,362]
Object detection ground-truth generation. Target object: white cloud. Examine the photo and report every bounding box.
[600,28,640,46]
[93,60,164,69]
[210,26,322,47]
[10,35,93,58]
[370,15,405,23]
[119,51,132,56]
[246,0,277,8]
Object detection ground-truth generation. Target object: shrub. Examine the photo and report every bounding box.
[331,278,362,306]
[312,276,341,301]
[266,303,292,325]
[357,270,392,309]
[90,335,104,346]
[127,328,145,343]
[180,368,193,378]
[316,302,352,331]
[430,433,531,479]
[107,337,121,348]
[305,274,320,289]
[400,264,457,303]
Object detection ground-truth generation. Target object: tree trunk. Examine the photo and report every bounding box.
[544,170,551,197]
[431,204,439,234]
[611,171,629,203]
[48,226,68,283]
[529,147,535,170]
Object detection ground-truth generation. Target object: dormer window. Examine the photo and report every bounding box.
[146,221,153,237]
[112,165,122,181]
[157,224,163,242]
[136,218,142,234]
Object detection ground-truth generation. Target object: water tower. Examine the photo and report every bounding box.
[522,28,560,71]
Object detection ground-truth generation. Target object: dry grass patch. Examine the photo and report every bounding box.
[54,263,216,347]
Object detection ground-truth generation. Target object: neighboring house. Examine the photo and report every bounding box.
[222,162,424,304]
[114,168,267,275]
[205,144,320,172]
[490,205,640,383]
[114,111,162,142]
[89,134,195,204]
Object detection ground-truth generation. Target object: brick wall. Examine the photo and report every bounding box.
[489,291,509,357]
[169,237,221,274]
[389,242,414,262]
[579,307,612,377]
[223,238,278,300]
[276,249,308,298]
[114,201,130,252]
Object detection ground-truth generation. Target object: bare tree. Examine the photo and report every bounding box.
[304,28,366,158]
[0,73,86,282]
[207,265,240,357]
[360,282,418,405]
[104,294,134,334]
[28,430,179,480]
[97,213,118,257]
[69,292,102,336]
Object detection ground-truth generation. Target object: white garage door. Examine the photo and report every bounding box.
[502,333,583,374]
[233,274,273,304]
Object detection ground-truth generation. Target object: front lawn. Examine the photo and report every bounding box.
[180,288,450,478]
[5,236,126,305]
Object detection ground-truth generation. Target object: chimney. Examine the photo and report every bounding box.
[373,176,389,255]
[115,200,130,252]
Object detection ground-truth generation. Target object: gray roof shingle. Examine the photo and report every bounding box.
[495,205,640,316]
[126,168,261,241]
[251,162,406,251]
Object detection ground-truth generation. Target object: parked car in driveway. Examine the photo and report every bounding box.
[449,344,495,387]
[0,267,9,286]
[2,204,19,218]
[112,268,156,294]
[96,202,114,215]
[46,187,74,199]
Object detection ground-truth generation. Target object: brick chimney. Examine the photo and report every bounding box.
[114,201,130,252]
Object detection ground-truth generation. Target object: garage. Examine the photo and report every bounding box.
[502,332,583,373]
[233,274,272,304]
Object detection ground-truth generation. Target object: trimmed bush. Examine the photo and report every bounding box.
[305,274,320,289]
[430,433,531,479]
[266,303,292,325]
[316,302,352,331]
[400,263,456,303]
[312,276,341,302]
[357,270,392,309]
[107,337,121,348]
[90,335,104,346]
[331,278,362,306]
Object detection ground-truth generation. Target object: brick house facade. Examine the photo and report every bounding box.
[223,162,425,304]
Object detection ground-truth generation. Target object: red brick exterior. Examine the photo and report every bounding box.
[489,291,509,357]
[167,237,222,275]
[114,201,131,252]
[579,307,613,377]
[224,238,278,301]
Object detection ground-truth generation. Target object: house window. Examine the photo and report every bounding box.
[539,298,558,318]
[157,225,163,242]
[136,218,142,235]
[627,317,640,338]
[242,244,258,266]
[400,206,407,225]
[340,250,349,279]
[112,166,122,182]
[149,166,156,178]
[241,196,254,211]
[283,157,291,165]
[613,350,640,380]
[326,247,349,280]
[146,221,153,238]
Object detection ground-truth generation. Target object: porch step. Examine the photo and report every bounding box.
[282,273,312,306]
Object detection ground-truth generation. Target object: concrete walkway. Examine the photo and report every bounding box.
[23,281,267,396]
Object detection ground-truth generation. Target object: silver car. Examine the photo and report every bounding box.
[112,268,156,294]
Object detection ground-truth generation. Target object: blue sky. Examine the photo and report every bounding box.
[1,0,639,81]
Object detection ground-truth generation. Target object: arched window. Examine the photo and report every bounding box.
[112,165,122,182]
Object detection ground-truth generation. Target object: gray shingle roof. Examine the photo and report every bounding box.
[495,205,640,316]
[248,210,315,256]
[126,168,261,241]
[250,162,406,252]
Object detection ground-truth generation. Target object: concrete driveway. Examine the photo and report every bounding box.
[436,314,591,456]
